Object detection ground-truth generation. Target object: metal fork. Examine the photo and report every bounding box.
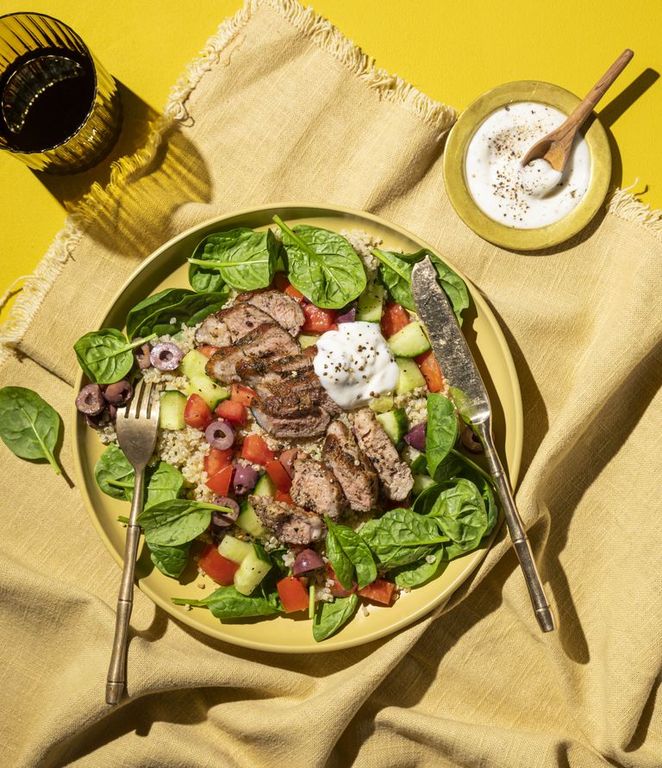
[105,380,159,705]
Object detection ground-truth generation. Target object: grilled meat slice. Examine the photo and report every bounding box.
[323,421,378,512]
[194,303,272,347]
[352,409,414,502]
[251,407,331,439]
[206,322,300,383]
[290,451,347,520]
[236,290,305,336]
[236,352,315,387]
[249,496,324,545]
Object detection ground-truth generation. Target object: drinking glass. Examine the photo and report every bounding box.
[0,12,121,173]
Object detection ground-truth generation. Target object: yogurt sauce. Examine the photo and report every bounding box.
[313,322,399,409]
[465,102,591,229]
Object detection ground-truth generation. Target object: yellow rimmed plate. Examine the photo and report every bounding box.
[443,81,611,251]
[72,204,523,653]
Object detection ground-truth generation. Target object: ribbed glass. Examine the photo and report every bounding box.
[0,12,121,173]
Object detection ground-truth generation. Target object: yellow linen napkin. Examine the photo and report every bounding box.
[1,1,661,766]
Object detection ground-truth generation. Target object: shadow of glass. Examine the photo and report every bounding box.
[29,80,211,258]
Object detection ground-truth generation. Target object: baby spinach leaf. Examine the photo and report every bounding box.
[274,216,367,309]
[313,594,359,642]
[392,548,446,589]
[428,478,489,560]
[432,257,470,322]
[426,393,458,478]
[125,288,230,340]
[359,508,448,568]
[95,445,184,507]
[74,329,155,385]
[188,228,279,292]
[148,542,191,579]
[137,499,223,547]
[0,387,62,475]
[326,518,377,590]
[172,585,280,619]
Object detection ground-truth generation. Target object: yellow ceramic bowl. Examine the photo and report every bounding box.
[72,204,523,653]
[443,81,611,251]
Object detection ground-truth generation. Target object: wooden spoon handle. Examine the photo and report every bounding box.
[556,49,634,139]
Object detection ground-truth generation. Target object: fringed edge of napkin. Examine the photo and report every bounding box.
[607,185,662,242]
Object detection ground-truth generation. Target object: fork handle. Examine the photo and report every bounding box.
[106,467,145,704]
[474,422,555,633]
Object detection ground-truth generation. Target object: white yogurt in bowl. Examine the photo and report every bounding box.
[464,102,591,229]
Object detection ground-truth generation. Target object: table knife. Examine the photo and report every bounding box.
[411,256,555,633]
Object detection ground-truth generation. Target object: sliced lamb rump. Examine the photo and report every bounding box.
[194,302,272,347]
[236,290,305,337]
[205,322,299,384]
[352,409,414,502]
[323,420,378,512]
[249,496,324,545]
[251,407,331,439]
[290,450,347,520]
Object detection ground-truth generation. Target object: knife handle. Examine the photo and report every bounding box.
[475,422,555,633]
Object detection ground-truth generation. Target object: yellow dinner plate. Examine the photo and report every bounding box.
[72,204,523,653]
[444,80,611,251]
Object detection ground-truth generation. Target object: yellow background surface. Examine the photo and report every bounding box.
[1,0,660,319]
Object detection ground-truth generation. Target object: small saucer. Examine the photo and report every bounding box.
[443,80,611,251]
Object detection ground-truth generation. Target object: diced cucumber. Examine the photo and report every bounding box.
[218,535,253,564]
[396,357,426,394]
[388,321,431,357]
[186,374,230,409]
[376,408,408,446]
[410,452,428,474]
[356,282,384,322]
[369,394,394,413]
[159,390,186,430]
[180,349,208,380]
[413,474,436,494]
[236,500,268,538]
[233,545,272,595]
[253,473,276,497]
[299,333,319,349]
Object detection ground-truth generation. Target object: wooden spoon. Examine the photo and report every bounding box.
[522,49,634,171]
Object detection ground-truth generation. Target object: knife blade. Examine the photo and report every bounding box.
[411,256,555,633]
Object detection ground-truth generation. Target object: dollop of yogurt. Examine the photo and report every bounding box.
[313,321,399,409]
[465,102,591,229]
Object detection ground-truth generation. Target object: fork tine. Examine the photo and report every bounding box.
[147,384,160,422]
[139,382,154,420]
[127,380,147,419]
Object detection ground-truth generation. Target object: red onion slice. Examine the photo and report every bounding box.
[293,548,325,575]
[336,307,357,324]
[404,422,426,451]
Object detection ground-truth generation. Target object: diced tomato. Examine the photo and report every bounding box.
[302,303,337,333]
[358,579,396,606]
[265,459,292,493]
[231,382,257,406]
[205,464,234,495]
[380,302,410,338]
[240,434,275,466]
[184,393,213,430]
[285,284,305,301]
[415,350,445,393]
[275,490,293,505]
[215,399,247,425]
[197,345,219,358]
[277,576,309,613]
[198,543,239,586]
[326,564,356,598]
[204,447,233,478]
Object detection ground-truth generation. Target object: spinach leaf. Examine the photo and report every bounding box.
[125,288,230,340]
[326,518,377,590]
[392,548,446,589]
[428,478,489,559]
[188,228,279,292]
[412,481,444,515]
[172,585,280,619]
[137,499,224,547]
[313,594,359,642]
[148,542,190,579]
[371,248,469,322]
[426,393,458,478]
[0,387,62,475]
[274,216,366,309]
[74,329,155,385]
[359,508,448,568]
[95,445,184,507]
